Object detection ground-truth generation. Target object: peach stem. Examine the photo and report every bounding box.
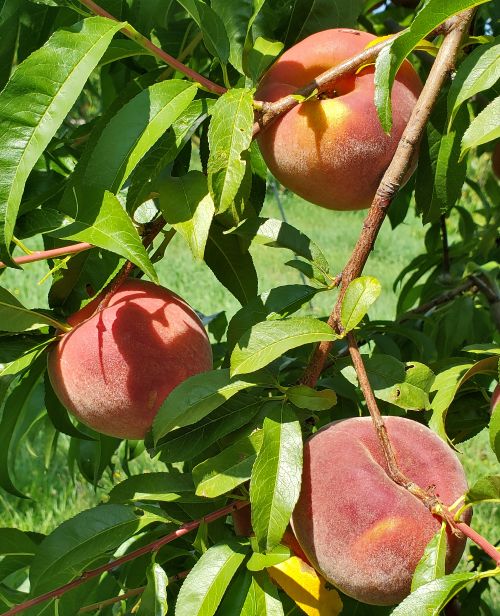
[3,500,249,616]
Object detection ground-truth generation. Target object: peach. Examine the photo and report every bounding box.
[47,279,212,439]
[291,416,471,606]
[256,28,423,211]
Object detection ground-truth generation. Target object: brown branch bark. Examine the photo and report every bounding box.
[4,501,248,616]
[301,9,475,388]
[77,0,226,95]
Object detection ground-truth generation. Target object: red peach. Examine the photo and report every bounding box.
[47,279,212,439]
[256,28,423,211]
[291,416,471,605]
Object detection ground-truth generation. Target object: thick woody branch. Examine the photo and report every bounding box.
[302,9,475,388]
[4,501,248,616]
[77,0,226,95]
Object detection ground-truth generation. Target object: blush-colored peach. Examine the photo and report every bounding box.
[256,29,423,211]
[47,280,212,439]
[291,416,471,605]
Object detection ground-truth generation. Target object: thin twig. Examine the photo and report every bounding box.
[77,570,190,613]
[0,242,93,270]
[455,523,500,566]
[301,9,475,388]
[4,501,248,616]
[76,0,226,95]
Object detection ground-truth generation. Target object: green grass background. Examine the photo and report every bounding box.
[0,189,498,605]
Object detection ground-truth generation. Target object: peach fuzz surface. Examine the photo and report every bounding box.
[47,279,212,439]
[256,28,423,211]
[291,416,471,605]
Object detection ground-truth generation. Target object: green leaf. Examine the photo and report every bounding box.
[448,37,500,129]
[193,430,264,498]
[0,353,46,498]
[72,80,197,197]
[391,570,499,616]
[155,393,262,463]
[233,218,330,279]
[0,333,52,364]
[205,223,258,305]
[0,16,123,264]
[50,191,157,282]
[341,276,382,332]
[208,88,254,213]
[137,562,168,616]
[246,37,284,84]
[177,0,230,65]
[490,393,500,462]
[108,472,204,504]
[231,317,337,377]
[158,170,215,260]
[429,356,498,441]
[250,402,303,553]
[226,284,320,355]
[374,0,489,131]
[98,39,151,66]
[0,0,21,90]
[29,504,153,595]
[175,541,248,616]
[461,95,500,157]
[411,525,447,592]
[0,286,68,332]
[152,369,264,442]
[287,385,337,411]
[464,475,500,506]
[0,529,37,557]
[246,545,291,572]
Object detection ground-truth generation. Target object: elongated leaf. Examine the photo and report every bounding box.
[193,430,264,498]
[0,529,37,557]
[268,556,343,616]
[341,276,381,332]
[153,369,264,442]
[429,356,498,440]
[464,475,500,506]
[50,191,157,281]
[391,571,499,616]
[491,390,500,462]
[177,0,230,64]
[29,504,154,595]
[411,525,447,592]
[208,88,254,213]
[0,333,52,364]
[0,0,20,90]
[137,562,168,616]
[108,472,204,504]
[73,80,197,197]
[233,218,330,278]
[211,0,253,73]
[155,393,262,463]
[246,546,290,572]
[461,95,500,156]
[205,223,258,305]
[287,385,337,411]
[246,37,284,83]
[250,402,303,552]
[231,318,338,377]
[0,16,122,264]
[158,171,215,260]
[0,353,46,497]
[448,37,500,128]
[176,542,248,616]
[0,286,68,332]
[374,0,489,131]
[226,284,320,355]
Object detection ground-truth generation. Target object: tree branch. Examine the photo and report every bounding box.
[76,0,226,95]
[301,9,475,388]
[0,242,93,270]
[4,501,248,616]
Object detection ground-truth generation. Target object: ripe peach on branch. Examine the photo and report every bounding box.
[47,279,213,439]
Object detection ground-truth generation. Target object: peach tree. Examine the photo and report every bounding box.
[0,0,499,614]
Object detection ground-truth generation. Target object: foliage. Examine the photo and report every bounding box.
[0,0,498,614]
